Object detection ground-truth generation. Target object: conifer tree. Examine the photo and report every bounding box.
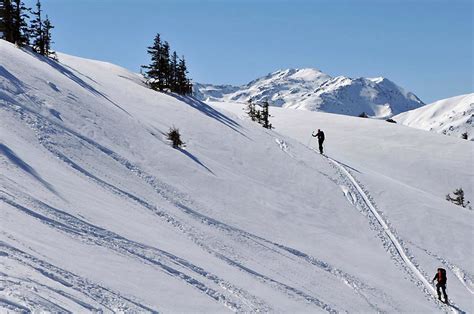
[12,0,29,46]
[143,33,192,95]
[30,0,44,55]
[246,100,257,121]
[142,33,162,90]
[260,101,272,129]
[176,56,186,94]
[159,41,170,90]
[176,56,192,95]
[42,14,54,57]
[1,0,15,43]
[169,51,179,92]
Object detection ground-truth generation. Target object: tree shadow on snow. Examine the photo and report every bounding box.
[0,65,25,93]
[169,94,250,139]
[177,147,215,176]
[0,143,61,197]
[23,49,131,116]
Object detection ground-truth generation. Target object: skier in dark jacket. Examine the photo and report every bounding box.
[432,268,448,303]
[312,129,325,154]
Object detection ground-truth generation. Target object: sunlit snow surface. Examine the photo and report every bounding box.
[1,40,472,312]
[395,93,474,140]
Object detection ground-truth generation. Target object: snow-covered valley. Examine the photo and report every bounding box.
[1,40,473,312]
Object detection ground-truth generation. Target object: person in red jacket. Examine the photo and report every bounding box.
[432,268,448,303]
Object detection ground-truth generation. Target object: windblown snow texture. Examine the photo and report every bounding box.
[1,40,473,312]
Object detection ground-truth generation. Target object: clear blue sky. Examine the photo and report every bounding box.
[26,0,472,103]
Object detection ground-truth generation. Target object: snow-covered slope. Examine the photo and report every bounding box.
[1,40,473,312]
[194,68,424,118]
[394,93,474,140]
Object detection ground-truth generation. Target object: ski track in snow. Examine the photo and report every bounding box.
[0,103,400,312]
[0,241,156,313]
[408,241,474,295]
[321,151,465,313]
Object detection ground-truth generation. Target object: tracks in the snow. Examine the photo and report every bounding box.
[0,241,156,313]
[1,104,395,312]
[323,153,464,313]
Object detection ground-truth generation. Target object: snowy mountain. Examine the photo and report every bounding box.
[194,68,425,118]
[1,39,473,312]
[394,93,474,140]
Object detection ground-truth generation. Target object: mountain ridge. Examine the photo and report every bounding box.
[194,67,425,118]
[394,93,474,140]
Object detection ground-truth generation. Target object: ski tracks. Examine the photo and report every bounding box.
[3,105,411,312]
[325,154,465,313]
[0,241,155,313]
[3,104,386,312]
[1,196,268,313]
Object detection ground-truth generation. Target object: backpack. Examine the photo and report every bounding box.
[438,268,447,284]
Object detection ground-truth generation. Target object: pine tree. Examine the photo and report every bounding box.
[176,56,192,95]
[143,33,192,95]
[246,100,257,121]
[1,0,13,42]
[169,51,178,92]
[142,33,162,90]
[176,56,187,94]
[42,14,54,57]
[30,0,44,55]
[260,101,272,129]
[12,0,29,46]
[159,41,170,90]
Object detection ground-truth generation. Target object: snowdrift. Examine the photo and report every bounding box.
[1,40,473,312]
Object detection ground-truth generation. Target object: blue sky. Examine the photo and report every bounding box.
[26,0,472,103]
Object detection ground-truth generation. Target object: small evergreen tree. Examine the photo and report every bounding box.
[1,0,15,43]
[169,51,179,92]
[142,33,162,90]
[176,56,191,95]
[42,14,55,57]
[159,41,170,90]
[246,100,257,121]
[30,0,44,55]
[446,188,471,208]
[255,108,262,124]
[461,132,468,140]
[260,101,272,129]
[12,0,29,46]
[167,126,184,148]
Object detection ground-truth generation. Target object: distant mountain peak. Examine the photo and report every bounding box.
[194,69,424,118]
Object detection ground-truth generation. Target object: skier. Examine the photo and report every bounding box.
[432,268,448,303]
[312,129,325,154]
